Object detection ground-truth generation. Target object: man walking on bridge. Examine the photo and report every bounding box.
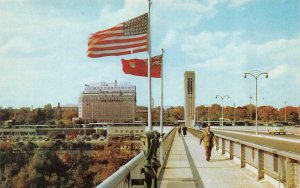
[200,126,215,161]
[178,125,181,136]
[182,126,187,137]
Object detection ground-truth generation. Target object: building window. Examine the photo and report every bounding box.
[187,78,193,94]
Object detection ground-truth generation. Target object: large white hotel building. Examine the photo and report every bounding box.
[78,81,136,123]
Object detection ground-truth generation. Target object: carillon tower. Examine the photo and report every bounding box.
[184,71,195,127]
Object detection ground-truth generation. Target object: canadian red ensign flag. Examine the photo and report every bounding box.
[121,55,162,78]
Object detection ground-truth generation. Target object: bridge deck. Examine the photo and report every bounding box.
[158,132,275,188]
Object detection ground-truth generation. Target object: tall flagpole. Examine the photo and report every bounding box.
[147,0,152,131]
[160,49,164,135]
[160,49,165,163]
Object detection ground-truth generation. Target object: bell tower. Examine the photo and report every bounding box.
[184,71,195,127]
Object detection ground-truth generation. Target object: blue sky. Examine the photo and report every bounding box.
[0,0,299,109]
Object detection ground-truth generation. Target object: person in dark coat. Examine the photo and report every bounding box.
[200,126,215,161]
[182,126,187,137]
[178,125,181,136]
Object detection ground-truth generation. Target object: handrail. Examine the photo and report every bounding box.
[96,127,176,188]
[96,152,143,188]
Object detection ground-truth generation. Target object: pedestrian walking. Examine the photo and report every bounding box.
[182,126,187,137]
[199,126,215,161]
[178,125,181,136]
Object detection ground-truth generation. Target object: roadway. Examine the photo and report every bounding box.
[218,129,300,139]
[211,129,300,155]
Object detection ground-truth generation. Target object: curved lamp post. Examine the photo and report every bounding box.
[284,100,287,122]
[244,71,268,134]
[216,95,230,131]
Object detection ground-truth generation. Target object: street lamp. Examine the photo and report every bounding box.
[233,103,236,126]
[284,101,287,122]
[216,95,230,131]
[249,96,253,125]
[244,71,268,134]
[207,105,210,125]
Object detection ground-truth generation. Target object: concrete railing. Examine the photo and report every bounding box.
[188,127,300,188]
[96,127,177,188]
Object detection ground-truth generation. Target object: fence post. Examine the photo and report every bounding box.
[257,149,264,180]
[241,144,245,168]
[286,158,297,188]
[215,136,219,151]
[229,140,233,160]
[221,138,225,155]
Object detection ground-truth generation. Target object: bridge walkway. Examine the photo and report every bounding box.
[158,131,275,188]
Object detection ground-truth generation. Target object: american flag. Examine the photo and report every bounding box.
[88,13,148,58]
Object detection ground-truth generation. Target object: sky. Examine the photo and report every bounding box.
[0,0,299,109]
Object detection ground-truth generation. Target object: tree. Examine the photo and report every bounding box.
[173,106,184,120]
[62,108,78,124]
[28,150,69,187]
[32,108,46,124]
[245,104,255,121]
[0,107,13,123]
[278,106,299,122]
[66,130,78,141]
[195,105,209,121]
[151,107,160,122]
[235,106,248,121]
[13,167,29,188]
[223,106,234,121]
[43,104,54,120]
[12,108,31,124]
[209,104,221,121]
[258,106,278,122]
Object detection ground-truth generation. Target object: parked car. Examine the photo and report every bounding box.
[267,123,286,135]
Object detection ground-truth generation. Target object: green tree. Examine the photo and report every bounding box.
[44,104,54,120]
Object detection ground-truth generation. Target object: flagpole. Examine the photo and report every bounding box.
[160,49,164,136]
[160,48,165,164]
[147,0,152,131]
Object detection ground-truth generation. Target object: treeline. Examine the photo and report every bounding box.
[136,104,300,123]
[0,104,78,126]
[0,140,140,187]
[1,104,299,126]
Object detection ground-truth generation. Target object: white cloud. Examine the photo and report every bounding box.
[159,30,177,50]
[181,31,241,60]
[98,0,147,29]
[160,0,218,13]
[229,0,254,7]
[259,38,300,63]
[269,64,289,78]
[198,42,247,70]
[182,30,300,73]
[96,0,254,33]
[0,36,34,55]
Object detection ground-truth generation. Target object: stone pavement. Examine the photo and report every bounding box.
[158,131,275,188]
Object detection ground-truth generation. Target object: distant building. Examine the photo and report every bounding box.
[184,71,195,127]
[54,103,79,122]
[79,81,136,123]
[106,123,145,139]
